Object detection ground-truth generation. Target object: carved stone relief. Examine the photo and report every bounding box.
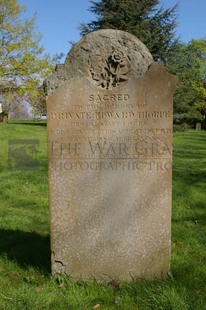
[88,48,130,90]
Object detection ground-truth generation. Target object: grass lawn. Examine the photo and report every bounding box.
[0,121,206,309]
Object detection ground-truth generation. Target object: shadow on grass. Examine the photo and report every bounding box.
[173,170,206,187]
[9,121,47,127]
[0,229,51,273]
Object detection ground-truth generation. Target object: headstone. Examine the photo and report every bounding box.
[2,115,8,123]
[196,123,202,131]
[0,110,8,123]
[46,30,177,280]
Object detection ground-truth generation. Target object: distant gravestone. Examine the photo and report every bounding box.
[196,123,202,131]
[0,109,8,123]
[46,30,177,280]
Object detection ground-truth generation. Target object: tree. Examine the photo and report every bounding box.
[79,0,180,61]
[167,39,206,122]
[0,0,54,114]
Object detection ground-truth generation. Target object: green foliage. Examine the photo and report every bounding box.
[0,0,54,112]
[173,123,189,133]
[80,0,180,61]
[167,39,206,121]
[0,122,206,309]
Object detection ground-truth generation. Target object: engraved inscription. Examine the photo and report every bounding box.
[89,93,130,102]
[49,110,171,121]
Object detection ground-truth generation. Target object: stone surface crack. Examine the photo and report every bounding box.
[54,260,66,267]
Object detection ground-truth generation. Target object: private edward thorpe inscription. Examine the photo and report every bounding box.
[46,29,177,280]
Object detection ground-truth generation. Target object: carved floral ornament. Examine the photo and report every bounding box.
[88,48,131,90]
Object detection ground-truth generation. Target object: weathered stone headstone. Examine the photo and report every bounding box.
[46,30,177,280]
[0,110,8,123]
[196,122,202,131]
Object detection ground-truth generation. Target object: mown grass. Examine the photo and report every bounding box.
[0,121,206,309]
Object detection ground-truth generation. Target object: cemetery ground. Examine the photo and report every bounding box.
[0,121,206,310]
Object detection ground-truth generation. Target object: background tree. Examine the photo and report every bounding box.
[80,0,180,62]
[0,0,55,115]
[167,39,206,123]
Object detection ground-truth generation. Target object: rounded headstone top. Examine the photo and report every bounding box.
[45,29,154,95]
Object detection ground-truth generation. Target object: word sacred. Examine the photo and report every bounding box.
[89,93,130,102]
